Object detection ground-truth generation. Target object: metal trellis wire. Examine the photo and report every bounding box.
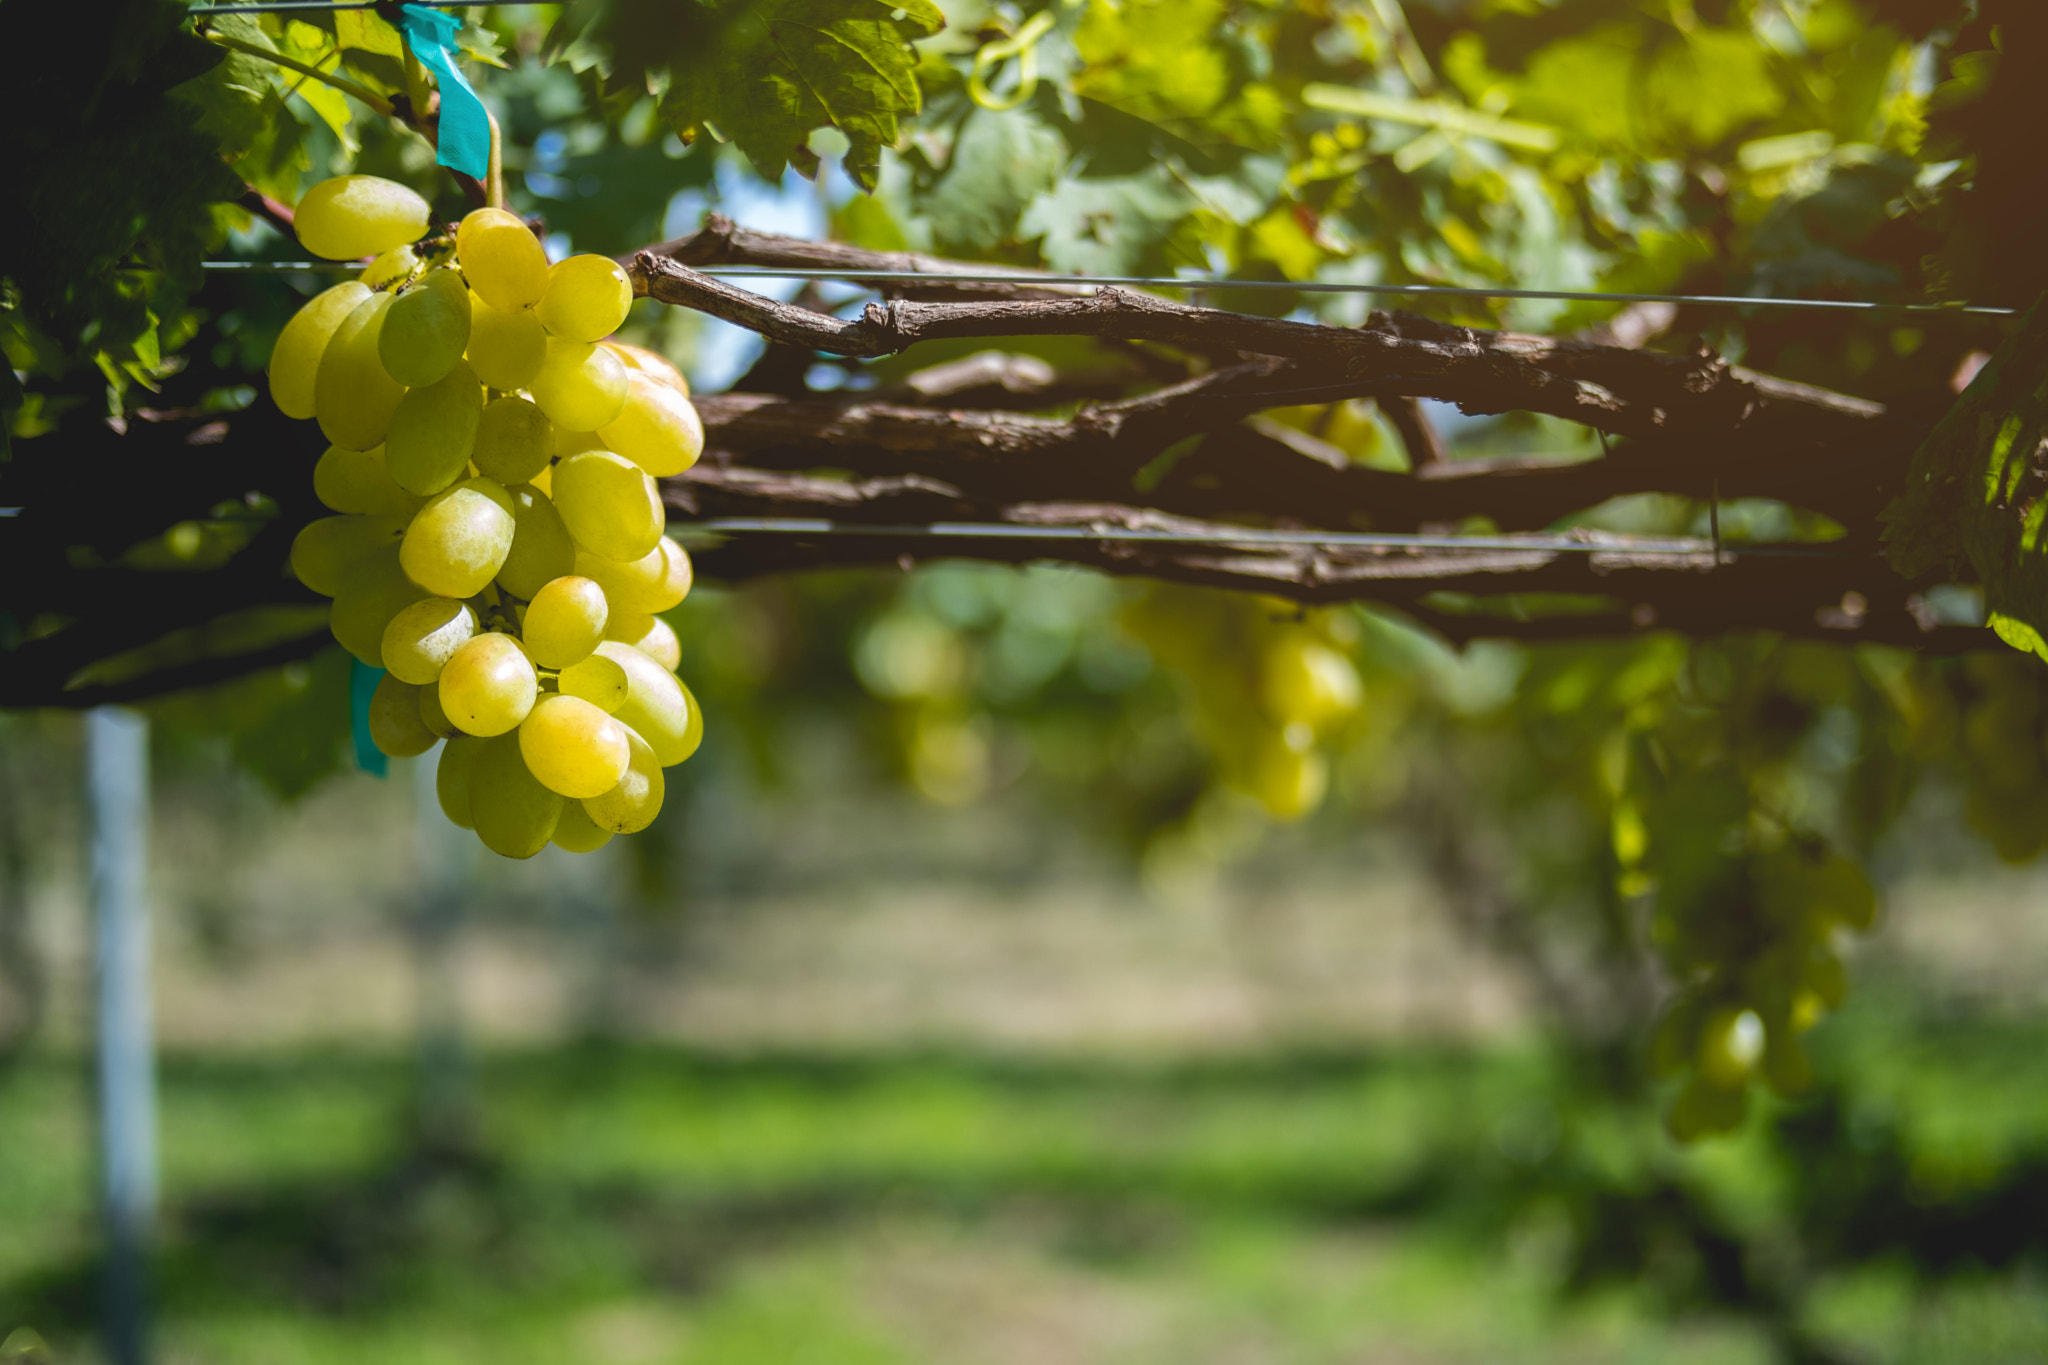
[669,520,1866,562]
[195,259,2020,317]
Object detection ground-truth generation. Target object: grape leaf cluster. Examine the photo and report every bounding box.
[274,175,703,859]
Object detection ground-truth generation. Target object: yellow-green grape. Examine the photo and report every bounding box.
[1762,1026,1814,1098]
[550,799,614,853]
[576,537,690,613]
[384,359,483,497]
[584,726,664,833]
[518,694,631,799]
[494,484,576,599]
[552,451,663,562]
[456,207,550,311]
[473,395,553,485]
[529,463,553,498]
[552,424,604,457]
[290,515,406,597]
[380,597,478,685]
[465,292,547,390]
[437,736,479,827]
[469,731,563,859]
[294,175,431,260]
[524,576,608,668]
[529,336,628,432]
[330,545,433,665]
[1247,735,1327,821]
[439,632,538,737]
[597,372,703,477]
[602,340,688,395]
[676,679,704,764]
[359,244,420,289]
[313,292,404,451]
[536,254,633,343]
[604,612,680,671]
[419,683,463,739]
[314,444,421,519]
[1697,1006,1766,1089]
[559,653,629,714]
[593,641,693,765]
[1664,1075,1749,1143]
[368,674,436,757]
[1258,638,1362,729]
[268,281,371,420]
[401,478,516,599]
[378,267,472,387]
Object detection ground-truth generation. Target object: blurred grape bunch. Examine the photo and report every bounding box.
[1122,586,1363,822]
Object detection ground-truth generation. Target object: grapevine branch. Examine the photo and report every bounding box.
[0,222,1992,707]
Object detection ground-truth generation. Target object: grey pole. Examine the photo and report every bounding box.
[87,708,155,1365]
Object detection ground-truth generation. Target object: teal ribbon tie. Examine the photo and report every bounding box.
[349,659,390,778]
[395,4,491,183]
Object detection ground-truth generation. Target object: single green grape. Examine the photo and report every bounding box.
[524,576,609,668]
[584,725,665,833]
[437,736,480,827]
[401,478,517,599]
[456,207,549,311]
[378,267,472,387]
[494,483,577,599]
[469,731,563,859]
[575,537,690,613]
[473,395,554,486]
[313,292,405,452]
[384,359,484,497]
[381,597,479,685]
[438,632,538,737]
[269,281,371,420]
[329,544,433,665]
[604,612,680,671]
[519,694,631,799]
[552,451,663,563]
[597,371,703,477]
[419,682,463,739]
[465,292,547,390]
[313,444,421,519]
[529,336,628,431]
[358,244,420,290]
[550,799,615,853]
[536,254,633,343]
[294,175,430,261]
[593,641,693,765]
[290,515,406,597]
[368,674,437,757]
[558,653,629,714]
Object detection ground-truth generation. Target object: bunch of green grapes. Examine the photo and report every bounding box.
[1121,586,1364,819]
[271,176,707,859]
[1647,842,1875,1141]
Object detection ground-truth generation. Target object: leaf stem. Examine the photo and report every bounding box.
[201,32,395,119]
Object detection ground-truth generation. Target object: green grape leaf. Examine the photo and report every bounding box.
[570,0,942,192]
[1882,297,2048,659]
[335,10,406,57]
[1019,165,1192,275]
[919,105,1066,250]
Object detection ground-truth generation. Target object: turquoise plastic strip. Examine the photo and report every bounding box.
[396,4,490,182]
[349,659,389,777]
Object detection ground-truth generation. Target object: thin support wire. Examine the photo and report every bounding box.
[673,518,1863,561]
[194,259,2019,317]
[188,1,481,12]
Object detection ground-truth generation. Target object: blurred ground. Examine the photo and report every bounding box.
[4,745,2048,1363]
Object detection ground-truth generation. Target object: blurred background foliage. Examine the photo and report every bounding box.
[9,0,2048,1361]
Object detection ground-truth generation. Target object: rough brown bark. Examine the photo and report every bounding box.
[0,223,1989,707]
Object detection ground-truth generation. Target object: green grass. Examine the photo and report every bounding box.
[4,1004,2048,1364]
